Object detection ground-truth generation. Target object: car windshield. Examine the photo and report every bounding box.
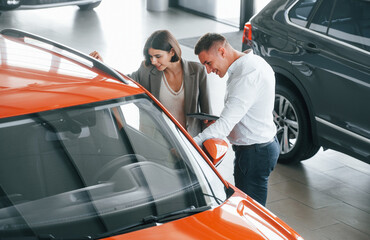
[0,95,228,239]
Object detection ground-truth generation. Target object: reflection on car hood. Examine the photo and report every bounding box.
[0,34,144,118]
[109,188,301,240]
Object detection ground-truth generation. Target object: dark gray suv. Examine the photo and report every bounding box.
[243,0,370,164]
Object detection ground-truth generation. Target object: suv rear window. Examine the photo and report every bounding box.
[308,0,332,34]
[327,0,370,51]
[289,0,370,51]
[288,0,317,27]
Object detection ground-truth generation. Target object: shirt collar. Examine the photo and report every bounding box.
[227,52,250,76]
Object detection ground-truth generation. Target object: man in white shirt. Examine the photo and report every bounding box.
[193,33,279,206]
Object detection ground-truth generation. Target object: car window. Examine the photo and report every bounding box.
[308,0,333,34]
[0,96,228,239]
[288,0,318,27]
[327,0,370,51]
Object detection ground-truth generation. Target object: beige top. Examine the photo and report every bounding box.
[159,74,186,128]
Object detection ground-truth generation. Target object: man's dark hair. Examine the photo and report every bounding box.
[194,33,226,55]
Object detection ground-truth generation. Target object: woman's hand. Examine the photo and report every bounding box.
[89,51,103,62]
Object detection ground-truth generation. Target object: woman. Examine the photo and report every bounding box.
[90,30,211,136]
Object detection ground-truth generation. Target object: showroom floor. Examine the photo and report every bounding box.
[1,0,369,239]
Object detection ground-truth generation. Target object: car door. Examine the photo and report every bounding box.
[288,0,370,162]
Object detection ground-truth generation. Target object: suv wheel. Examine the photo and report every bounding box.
[274,84,319,163]
[78,2,101,10]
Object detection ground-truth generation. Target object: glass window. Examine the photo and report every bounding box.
[289,0,318,27]
[308,0,334,34]
[328,0,370,51]
[0,95,228,239]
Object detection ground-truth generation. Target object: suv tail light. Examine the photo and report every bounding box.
[242,23,252,44]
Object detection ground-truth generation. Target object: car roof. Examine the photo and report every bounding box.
[0,31,144,119]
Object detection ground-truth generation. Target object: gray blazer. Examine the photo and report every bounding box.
[129,59,211,136]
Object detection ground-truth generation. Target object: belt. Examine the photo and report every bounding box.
[232,137,275,151]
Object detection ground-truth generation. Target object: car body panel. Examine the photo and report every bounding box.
[290,29,370,160]
[248,0,370,163]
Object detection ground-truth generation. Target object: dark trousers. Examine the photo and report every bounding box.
[233,136,280,206]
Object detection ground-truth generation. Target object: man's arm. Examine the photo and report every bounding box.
[194,76,258,145]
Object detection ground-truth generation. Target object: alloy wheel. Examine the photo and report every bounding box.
[274,94,299,154]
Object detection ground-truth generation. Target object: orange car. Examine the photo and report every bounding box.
[0,29,303,240]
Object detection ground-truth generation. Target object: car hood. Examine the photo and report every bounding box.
[104,188,301,240]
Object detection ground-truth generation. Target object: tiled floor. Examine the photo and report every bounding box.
[1,1,369,239]
[232,149,370,239]
[219,150,370,239]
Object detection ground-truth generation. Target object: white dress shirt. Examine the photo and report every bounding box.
[194,52,276,146]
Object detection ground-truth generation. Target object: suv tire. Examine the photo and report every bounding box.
[274,84,319,163]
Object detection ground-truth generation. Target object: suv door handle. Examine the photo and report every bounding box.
[303,42,321,53]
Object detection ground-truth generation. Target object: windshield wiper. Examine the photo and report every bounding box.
[143,205,211,224]
[37,234,93,240]
[94,205,211,239]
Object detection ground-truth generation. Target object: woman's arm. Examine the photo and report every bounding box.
[89,51,103,61]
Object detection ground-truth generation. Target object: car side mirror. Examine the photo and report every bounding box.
[203,138,228,166]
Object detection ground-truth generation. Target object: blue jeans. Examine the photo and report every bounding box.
[233,136,280,206]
